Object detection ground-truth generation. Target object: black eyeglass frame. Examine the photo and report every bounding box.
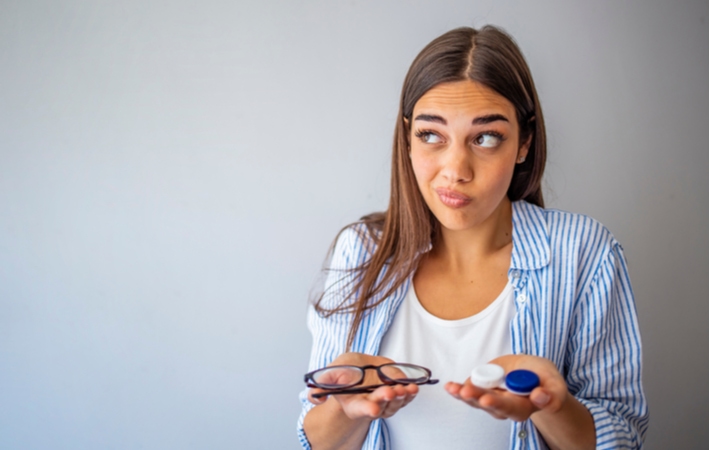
[304,363,439,399]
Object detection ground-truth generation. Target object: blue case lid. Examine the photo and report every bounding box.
[505,370,540,394]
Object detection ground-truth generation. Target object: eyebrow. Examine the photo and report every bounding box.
[472,114,509,125]
[413,114,446,124]
[413,113,509,125]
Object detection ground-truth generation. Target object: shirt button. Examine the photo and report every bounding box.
[518,293,527,303]
[511,270,520,279]
[518,429,528,439]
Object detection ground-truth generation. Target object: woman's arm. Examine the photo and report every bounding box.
[303,361,418,450]
[303,396,373,450]
[446,241,648,449]
[297,226,370,449]
[445,354,595,450]
[563,242,648,447]
[530,391,595,450]
[298,226,419,448]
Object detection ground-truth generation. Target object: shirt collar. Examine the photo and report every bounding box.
[510,200,550,270]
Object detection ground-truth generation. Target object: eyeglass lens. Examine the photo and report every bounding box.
[379,364,429,383]
[311,366,364,389]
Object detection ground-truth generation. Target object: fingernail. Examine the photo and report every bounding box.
[533,392,550,407]
[396,395,406,400]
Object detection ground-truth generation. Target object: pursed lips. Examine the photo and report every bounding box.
[435,187,472,208]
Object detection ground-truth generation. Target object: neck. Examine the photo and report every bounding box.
[432,198,514,270]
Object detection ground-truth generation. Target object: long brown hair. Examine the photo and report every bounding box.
[314,25,547,349]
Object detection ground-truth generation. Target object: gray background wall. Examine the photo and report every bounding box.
[0,0,706,448]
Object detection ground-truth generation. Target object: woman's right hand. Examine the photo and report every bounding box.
[307,352,419,420]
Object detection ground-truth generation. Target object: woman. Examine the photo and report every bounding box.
[298,25,648,449]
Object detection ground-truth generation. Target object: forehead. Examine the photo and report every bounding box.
[413,80,516,120]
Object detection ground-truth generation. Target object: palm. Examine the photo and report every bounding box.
[308,352,419,420]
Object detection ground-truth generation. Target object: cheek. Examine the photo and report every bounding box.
[479,160,517,195]
[410,153,438,186]
[486,161,515,183]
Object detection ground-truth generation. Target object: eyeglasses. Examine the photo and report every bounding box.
[304,363,439,399]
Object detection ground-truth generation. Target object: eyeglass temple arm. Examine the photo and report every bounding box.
[310,384,384,399]
[307,379,438,390]
[310,379,439,399]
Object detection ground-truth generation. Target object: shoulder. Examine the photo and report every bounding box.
[512,201,622,277]
[546,207,617,251]
[515,200,619,249]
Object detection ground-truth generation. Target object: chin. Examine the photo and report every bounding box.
[432,199,506,231]
[434,211,482,232]
[440,221,480,232]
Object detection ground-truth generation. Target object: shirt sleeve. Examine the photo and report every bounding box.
[565,242,649,449]
[296,225,385,449]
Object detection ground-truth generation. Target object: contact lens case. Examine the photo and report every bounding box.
[504,369,540,396]
[470,364,540,396]
[470,363,505,389]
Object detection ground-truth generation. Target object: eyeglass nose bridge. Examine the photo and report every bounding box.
[357,364,394,384]
[358,364,383,371]
[305,364,389,388]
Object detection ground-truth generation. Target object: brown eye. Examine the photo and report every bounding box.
[474,133,502,148]
[416,131,443,144]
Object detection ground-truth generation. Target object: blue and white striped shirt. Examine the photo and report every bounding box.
[298,200,649,449]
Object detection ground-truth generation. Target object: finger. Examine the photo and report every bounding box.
[445,382,484,410]
[355,385,396,418]
[487,410,509,420]
[391,384,408,398]
[392,385,410,404]
[366,386,399,419]
[381,384,421,417]
[401,392,417,407]
[380,394,406,418]
[342,396,383,419]
[400,384,419,407]
[367,385,398,403]
[477,390,504,409]
[530,387,569,416]
[404,383,419,396]
[444,381,463,398]
[458,396,485,410]
[529,388,552,410]
[445,383,498,419]
[374,384,421,417]
[446,381,489,406]
[459,380,489,401]
[307,389,329,404]
[332,387,398,420]
[480,391,537,421]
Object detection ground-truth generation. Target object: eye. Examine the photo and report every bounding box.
[473,132,503,148]
[415,130,443,144]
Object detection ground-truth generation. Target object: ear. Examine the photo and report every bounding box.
[517,133,532,163]
[517,117,535,163]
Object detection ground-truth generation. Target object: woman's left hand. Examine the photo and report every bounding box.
[445,354,569,422]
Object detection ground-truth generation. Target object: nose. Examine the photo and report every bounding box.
[441,140,473,184]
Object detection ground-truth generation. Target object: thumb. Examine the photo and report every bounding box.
[530,389,551,409]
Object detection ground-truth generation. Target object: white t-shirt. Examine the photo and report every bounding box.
[379,281,515,449]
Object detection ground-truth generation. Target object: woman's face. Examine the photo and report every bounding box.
[408,80,529,233]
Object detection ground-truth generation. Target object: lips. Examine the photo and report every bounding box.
[435,188,472,208]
